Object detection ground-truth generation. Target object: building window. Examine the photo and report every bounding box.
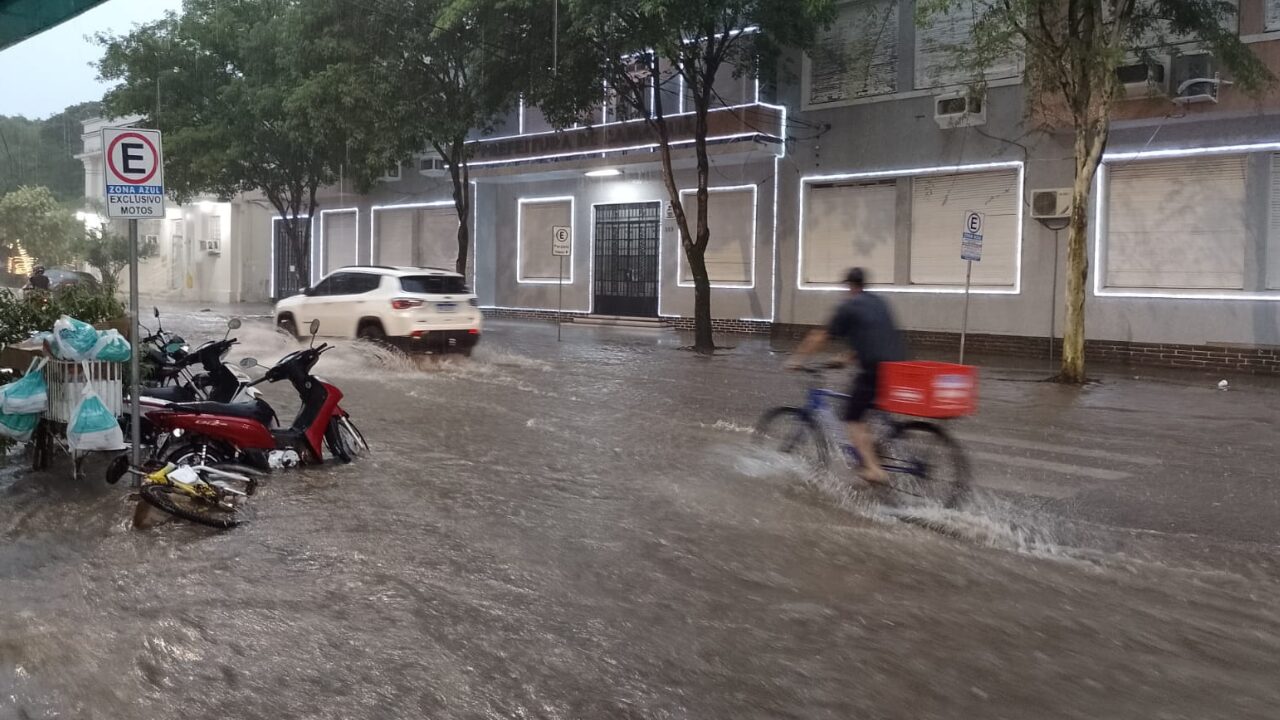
[804,0,898,107]
[678,187,755,286]
[914,1,1021,89]
[372,204,458,270]
[800,180,896,286]
[1104,156,1246,290]
[910,169,1019,286]
[320,209,358,277]
[1269,0,1280,32]
[518,197,573,283]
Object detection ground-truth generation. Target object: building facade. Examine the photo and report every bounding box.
[83,1,1280,370]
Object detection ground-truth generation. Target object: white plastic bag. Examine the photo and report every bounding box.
[0,358,48,415]
[52,316,99,361]
[89,329,132,362]
[67,363,124,452]
[0,409,38,443]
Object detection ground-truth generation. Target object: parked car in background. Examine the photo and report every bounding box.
[274,266,482,355]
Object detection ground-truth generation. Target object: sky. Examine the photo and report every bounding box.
[0,0,183,119]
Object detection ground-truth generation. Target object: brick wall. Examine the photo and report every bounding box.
[667,317,773,334]
[482,308,588,322]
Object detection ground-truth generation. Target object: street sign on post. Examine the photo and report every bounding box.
[102,127,165,474]
[552,225,571,256]
[102,128,165,219]
[552,226,571,341]
[958,210,984,364]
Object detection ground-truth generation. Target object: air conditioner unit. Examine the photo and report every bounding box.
[418,155,448,177]
[1116,59,1168,98]
[1030,188,1073,220]
[934,91,985,129]
[1170,53,1224,105]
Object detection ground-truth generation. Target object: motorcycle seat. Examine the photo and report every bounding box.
[141,385,197,403]
[169,399,276,427]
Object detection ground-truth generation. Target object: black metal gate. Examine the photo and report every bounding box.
[593,202,660,317]
[273,220,307,299]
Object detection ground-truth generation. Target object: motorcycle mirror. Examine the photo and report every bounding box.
[239,357,258,369]
[309,319,320,337]
[228,318,242,330]
[153,307,160,319]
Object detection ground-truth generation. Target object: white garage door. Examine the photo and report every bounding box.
[1106,156,1246,290]
[322,211,358,275]
[374,206,460,269]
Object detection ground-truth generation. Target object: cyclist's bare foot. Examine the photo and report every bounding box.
[858,469,890,485]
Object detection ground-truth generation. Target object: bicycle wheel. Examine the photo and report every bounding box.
[325,419,352,463]
[139,483,243,529]
[754,407,829,469]
[879,421,971,509]
[339,416,369,455]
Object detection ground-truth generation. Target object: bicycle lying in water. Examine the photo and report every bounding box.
[128,462,259,529]
[755,362,972,509]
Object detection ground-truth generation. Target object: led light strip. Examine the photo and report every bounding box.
[516,196,576,285]
[796,161,1025,295]
[478,100,785,144]
[316,208,358,284]
[369,201,455,267]
[1093,143,1280,300]
[673,184,759,289]
[269,214,312,298]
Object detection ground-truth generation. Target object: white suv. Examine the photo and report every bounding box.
[275,266,483,354]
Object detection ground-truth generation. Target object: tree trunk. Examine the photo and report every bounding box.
[1059,121,1108,383]
[688,74,715,354]
[445,138,471,277]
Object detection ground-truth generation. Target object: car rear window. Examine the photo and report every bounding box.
[400,276,468,294]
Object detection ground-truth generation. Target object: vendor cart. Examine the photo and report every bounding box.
[30,358,125,479]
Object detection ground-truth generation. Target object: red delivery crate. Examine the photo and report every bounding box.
[876,361,977,418]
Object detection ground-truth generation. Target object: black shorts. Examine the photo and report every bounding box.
[844,365,879,422]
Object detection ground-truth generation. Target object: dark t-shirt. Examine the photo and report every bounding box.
[827,292,905,367]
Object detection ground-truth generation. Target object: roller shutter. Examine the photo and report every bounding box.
[679,188,754,285]
[802,181,896,285]
[1106,156,1246,290]
[910,169,1019,286]
[322,211,358,275]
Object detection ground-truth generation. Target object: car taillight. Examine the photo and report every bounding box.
[392,298,423,310]
[468,329,480,335]
[468,298,479,307]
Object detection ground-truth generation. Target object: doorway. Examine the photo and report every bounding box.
[592,202,660,317]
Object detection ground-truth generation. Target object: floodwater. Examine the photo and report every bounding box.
[2,314,1279,719]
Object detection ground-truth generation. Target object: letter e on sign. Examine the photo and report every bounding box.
[102,127,166,219]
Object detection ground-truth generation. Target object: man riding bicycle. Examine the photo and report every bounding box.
[788,267,904,483]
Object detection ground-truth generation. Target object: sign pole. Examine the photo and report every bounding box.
[958,210,984,365]
[102,126,163,475]
[128,218,142,471]
[960,260,972,364]
[557,255,563,342]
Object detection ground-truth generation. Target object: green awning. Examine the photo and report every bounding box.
[0,0,110,51]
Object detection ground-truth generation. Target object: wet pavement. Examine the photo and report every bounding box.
[2,313,1279,719]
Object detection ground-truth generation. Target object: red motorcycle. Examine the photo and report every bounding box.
[148,322,369,470]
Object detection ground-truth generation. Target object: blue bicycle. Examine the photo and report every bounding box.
[755,365,971,508]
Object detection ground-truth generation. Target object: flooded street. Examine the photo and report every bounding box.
[3,314,1280,719]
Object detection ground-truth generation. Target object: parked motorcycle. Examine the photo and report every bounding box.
[142,320,368,471]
